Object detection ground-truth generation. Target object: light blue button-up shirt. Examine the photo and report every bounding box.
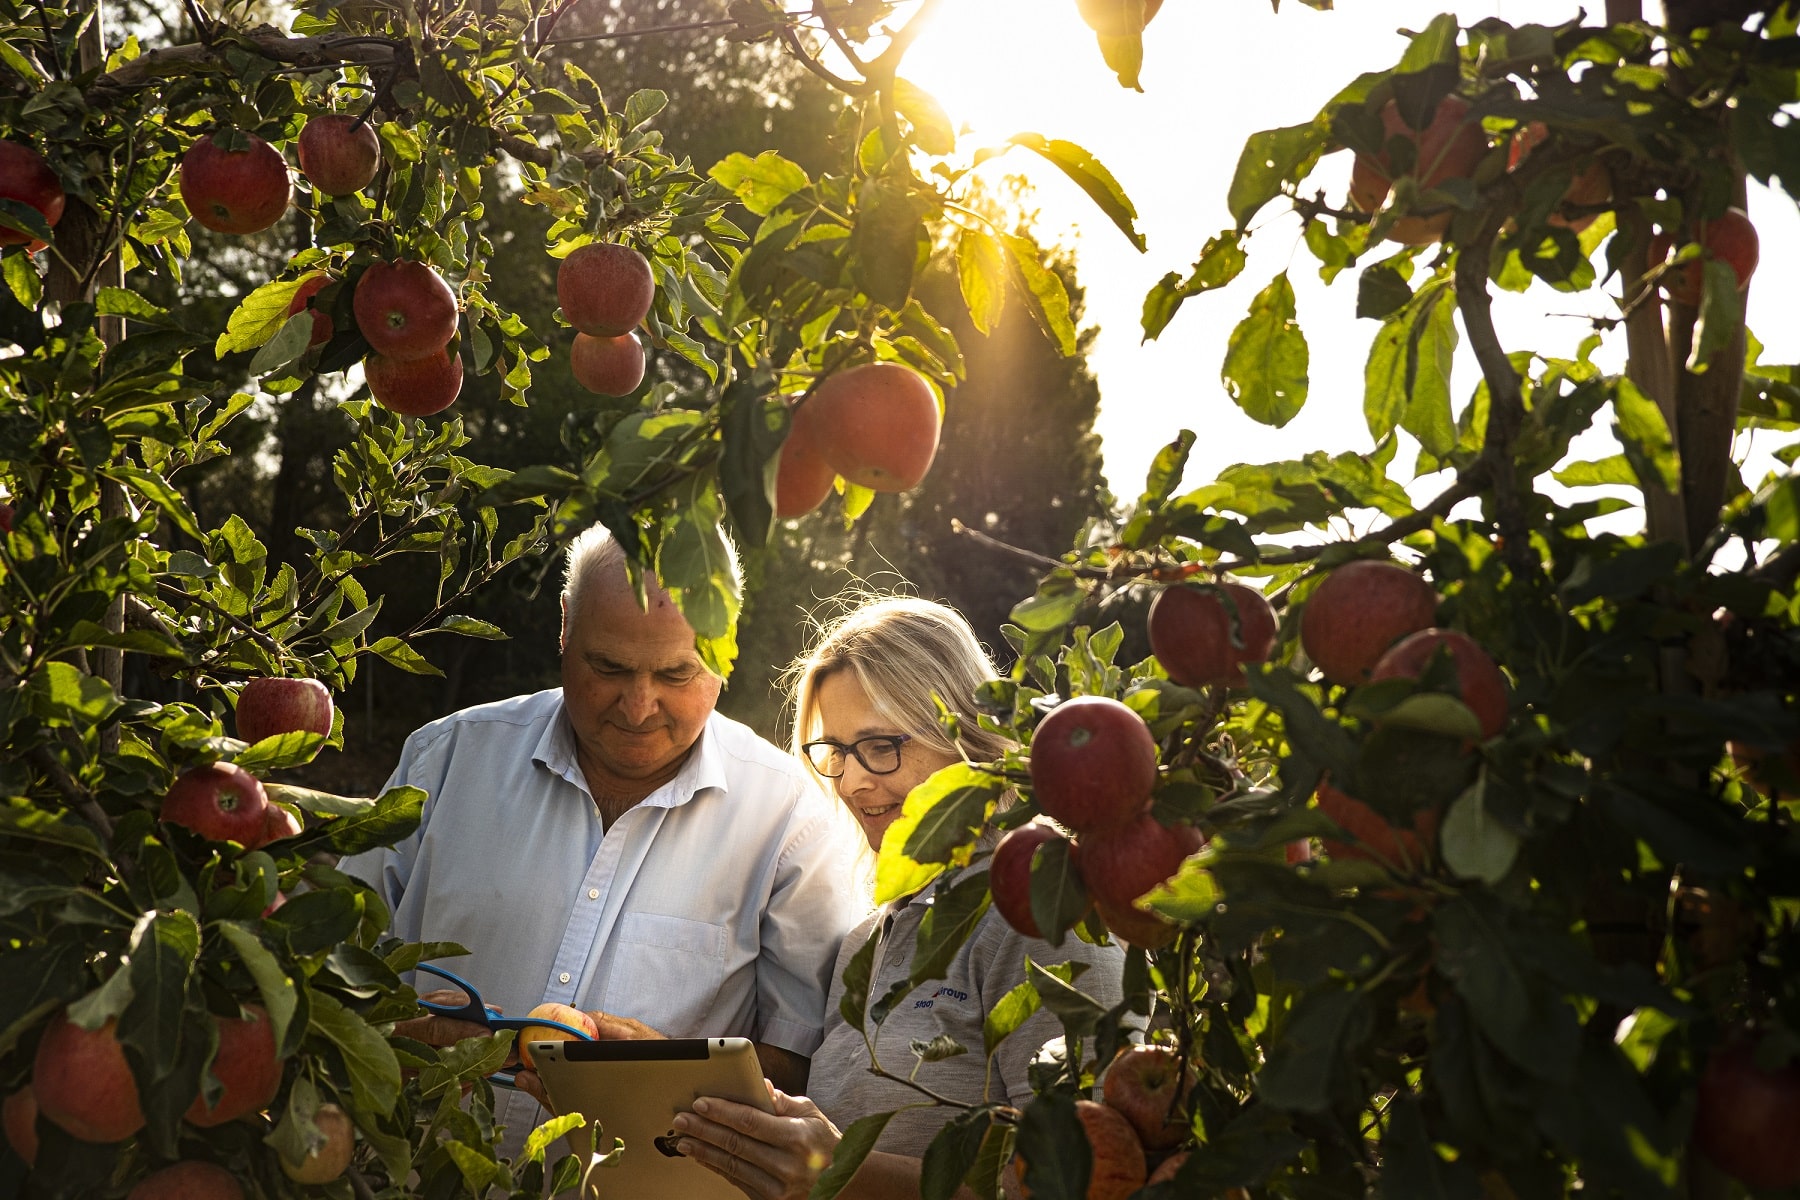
[339,688,862,1149]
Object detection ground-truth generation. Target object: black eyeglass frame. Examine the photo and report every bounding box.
[801,733,914,778]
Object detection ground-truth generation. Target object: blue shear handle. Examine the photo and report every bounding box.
[412,963,498,1025]
[493,1016,597,1041]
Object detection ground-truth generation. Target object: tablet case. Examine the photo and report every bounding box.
[529,1037,775,1200]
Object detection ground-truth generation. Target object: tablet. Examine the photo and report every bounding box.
[529,1037,775,1200]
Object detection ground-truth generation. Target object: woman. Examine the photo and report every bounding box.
[671,597,1125,1200]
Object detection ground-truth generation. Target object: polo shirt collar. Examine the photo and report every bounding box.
[532,694,730,808]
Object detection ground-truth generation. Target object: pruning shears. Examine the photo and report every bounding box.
[414,962,595,1087]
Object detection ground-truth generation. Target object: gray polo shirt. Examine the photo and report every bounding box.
[807,878,1126,1157]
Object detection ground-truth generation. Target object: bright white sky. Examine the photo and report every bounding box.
[894,0,1800,515]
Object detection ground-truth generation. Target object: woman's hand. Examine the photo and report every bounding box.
[672,1087,842,1200]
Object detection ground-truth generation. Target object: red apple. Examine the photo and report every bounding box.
[805,363,941,492]
[1102,1045,1196,1151]
[297,114,382,196]
[185,1005,282,1127]
[1370,628,1508,739]
[1012,1099,1146,1200]
[236,677,333,745]
[364,347,463,416]
[0,141,64,246]
[1094,898,1178,950]
[1506,121,1611,233]
[353,259,458,361]
[1029,696,1158,834]
[32,1014,145,1143]
[773,415,837,519]
[570,331,646,396]
[519,1003,601,1069]
[254,803,303,850]
[129,1161,244,1200]
[1349,95,1486,245]
[557,242,655,337]
[179,133,291,235]
[1074,815,1203,911]
[1694,1040,1800,1190]
[1316,780,1439,868]
[280,1102,355,1183]
[3,1085,38,1166]
[1148,581,1278,689]
[989,823,1068,939]
[1286,838,1315,865]
[285,276,335,348]
[1651,207,1759,306]
[0,503,12,534]
[162,762,269,846]
[1299,561,1438,686]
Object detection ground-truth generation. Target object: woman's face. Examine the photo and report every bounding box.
[814,670,958,851]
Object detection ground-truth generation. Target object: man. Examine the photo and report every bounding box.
[341,525,861,1152]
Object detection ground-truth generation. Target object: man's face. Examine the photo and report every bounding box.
[560,566,722,787]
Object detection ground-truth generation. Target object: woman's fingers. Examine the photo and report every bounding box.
[677,1133,785,1200]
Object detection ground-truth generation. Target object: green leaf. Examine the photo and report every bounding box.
[318,597,383,645]
[105,465,201,540]
[920,1109,994,1200]
[1025,959,1104,1039]
[435,614,508,640]
[3,249,42,309]
[369,636,444,677]
[894,79,955,155]
[659,488,741,644]
[309,989,402,1113]
[117,910,200,1082]
[836,925,880,1035]
[982,977,1042,1057]
[1553,455,1636,487]
[1612,377,1680,493]
[321,785,426,856]
[1258,983,1360,1113]
[1141,232,1246,341]
[623,88,668,130]
[1026,836,1089,948]
[234,731,327,774]
[444,1139,503,1192]
[1015,1093,1090,1200]
[709,151,811,217]
[956,229,1008,336]
[910,870,992,984]
[1363,278,1456,454]
[523,1113,589,1165]
[0,803,103,858]
[216,276,306,357]
[718,382,785,551]
[1222,273,1309,428]
[1228,122,1328,230]
[217,922,300,1055]
[809,1112,894,1200]
[29,661,122,725]
[1439,779,1520,885]
[851,180,924,309]
[899,766,1004,865]
[1000,233,1076,357]
[1009,134,1144,251]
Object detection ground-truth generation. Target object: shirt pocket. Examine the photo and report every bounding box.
[600,912,731,1034]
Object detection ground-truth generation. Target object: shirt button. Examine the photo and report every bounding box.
[588,888,600,900]
[559,972,572,984]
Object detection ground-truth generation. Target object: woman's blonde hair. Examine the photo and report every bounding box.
[787,596,1012,779]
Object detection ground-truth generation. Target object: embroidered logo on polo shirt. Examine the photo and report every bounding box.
[913,986,970,1009]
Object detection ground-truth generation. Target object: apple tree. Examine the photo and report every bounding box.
[0,0,1140,1193]
[819,3,1800,1200]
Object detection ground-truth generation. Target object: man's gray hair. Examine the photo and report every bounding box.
[561,524,743,621]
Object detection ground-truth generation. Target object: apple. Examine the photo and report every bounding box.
[804,363,942,492]
[1651,207,1759,307]
[179,133,291,235]
[989,823,1068,939]
[1075,815,1203,912]
[1370,628,1509,739]
[0,503,12,533]
[1316,779,1439,868]
[236,676,333,744]
[773,416,837,519]
[1028,696,1158,833]
[1094,898,1178,950]
[263,890,287,917]
[1147,1150,1186,1185]
[185,1005,282,1127]
[297,114,382,196]
[162,762,269,846]
[129,1161,244,1200]
[1731,736,1800,797]
[1693,1040,1800,1190]
[570,331,646,396]
[1506,121,1611,233]
[1102,1045,1195,1150]
[0,141,64,247]
[353,259,458,361]
[3,1085,38,1166]
[32,1014,144,1143]
[557,242,655,337]
[1300,561,1438,686]
[518,1003,600,1069]
[1286,838,1315,865]
[1075,0,1164,37]
[285,276,335,348]
[254,803,303,850]
[1349,95,1486,245]
[1013,1098,1146,1200]
[1148,580,1277,689]
[364,347,464,416]
[280,1102,356,1183]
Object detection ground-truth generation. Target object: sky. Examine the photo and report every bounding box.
[891,0,1800,517]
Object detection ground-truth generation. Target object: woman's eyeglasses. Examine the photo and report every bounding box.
[801,734,913,778]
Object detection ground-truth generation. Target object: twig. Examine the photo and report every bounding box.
[29,746,114,839]
[777,23,870,96]
[157,581,288,658]
[534,16,743,48]
[1455,201,1533,569]
[86,31,403,103]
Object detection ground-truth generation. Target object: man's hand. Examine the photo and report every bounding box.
[672,1088,841,1200]
[582,1009,668,1040]
[392,989,494,1048]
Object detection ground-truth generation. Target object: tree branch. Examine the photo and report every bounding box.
[86,30,403,103]
[29,746,114,839]
[1455,205,1534,569]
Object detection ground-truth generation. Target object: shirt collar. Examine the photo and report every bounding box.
[533,694,730,808]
